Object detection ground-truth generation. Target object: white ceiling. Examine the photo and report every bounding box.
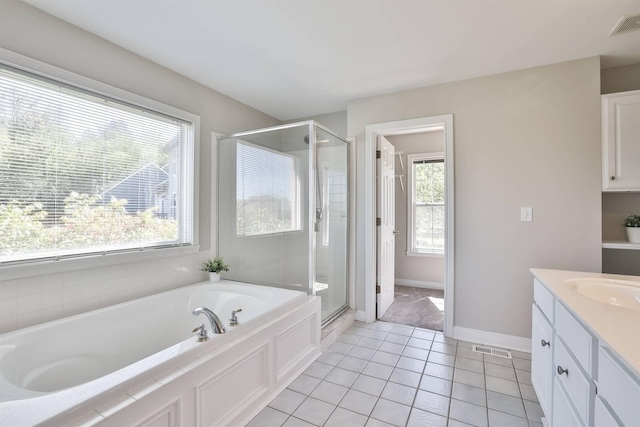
[22,0,640,120]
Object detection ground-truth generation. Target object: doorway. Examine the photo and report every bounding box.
[378,130,446,331]
[364,115,454,336]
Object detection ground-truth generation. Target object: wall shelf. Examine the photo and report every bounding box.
[602,241,640,250]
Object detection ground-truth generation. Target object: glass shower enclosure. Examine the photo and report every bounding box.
[218,121,349,323]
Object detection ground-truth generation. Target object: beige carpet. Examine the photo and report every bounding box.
[379,285,444,331]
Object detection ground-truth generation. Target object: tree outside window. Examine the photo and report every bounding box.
[409,153,444,255]
[0,65,193,264]
[235,142,300,236]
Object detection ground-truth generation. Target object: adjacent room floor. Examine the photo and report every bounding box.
[247,321,541,427]
[379,285,445,331]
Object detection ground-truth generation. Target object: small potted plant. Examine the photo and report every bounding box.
[623,214,640,244]
[201,257,230,282]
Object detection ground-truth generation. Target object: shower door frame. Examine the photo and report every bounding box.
[311,122,351,324]
[215,121,350,324]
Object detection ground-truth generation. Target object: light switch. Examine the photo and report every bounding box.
[521,207,532,222]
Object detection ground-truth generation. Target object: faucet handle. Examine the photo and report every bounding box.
[229,309,242,326]
[192,324,209,342]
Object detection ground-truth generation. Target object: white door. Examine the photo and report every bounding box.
[377,135,395,318]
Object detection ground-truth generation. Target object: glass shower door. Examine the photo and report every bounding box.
[217,121,349,324]
[313,126,349,322]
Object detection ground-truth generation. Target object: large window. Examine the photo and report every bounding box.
[236,141,300,236]
[408,153,444,255]
[0,64,194,264]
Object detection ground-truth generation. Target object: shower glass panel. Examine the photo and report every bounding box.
[218,121,349,323]
[314,128,349,322]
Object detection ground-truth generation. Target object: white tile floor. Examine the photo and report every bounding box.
[247,321,542,427]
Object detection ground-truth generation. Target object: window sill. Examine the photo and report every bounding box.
[406,251,444,258]
[237,229,303,238]
[0,245,201,282]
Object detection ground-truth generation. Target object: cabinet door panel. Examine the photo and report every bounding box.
[603,91,640,191]
[553,337,594,425]
[597,346,640,427]
[552,377,584,427]
[594,396,622,427]
[554,301,595,376]
[532,304,553,420]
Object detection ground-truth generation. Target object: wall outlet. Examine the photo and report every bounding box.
[521,207,532,222]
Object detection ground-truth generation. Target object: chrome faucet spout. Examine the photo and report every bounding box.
[192,307,226,334]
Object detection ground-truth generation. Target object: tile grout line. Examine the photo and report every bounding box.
[256,321,538,427]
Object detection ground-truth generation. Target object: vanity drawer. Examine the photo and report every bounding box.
[554,337,595,425]
[534,279,554,322]
[597,346,640,427]
[594,396,622,427]
[555,301,596,376]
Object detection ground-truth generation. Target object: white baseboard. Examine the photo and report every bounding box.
[355,310,367,322]
[453,326,531,353]
[395,278,444,291]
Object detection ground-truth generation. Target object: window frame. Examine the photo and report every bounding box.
[0,47,200,274]
[406,152,445,257]
[234,139,302,238]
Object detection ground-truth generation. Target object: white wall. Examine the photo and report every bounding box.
[348,57,602,339]
[601,63,640,95]
[0,0,280,333]
[288,111,348,139]
[386,132,445,286]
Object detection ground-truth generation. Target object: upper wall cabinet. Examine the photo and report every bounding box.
[602,90,640,192]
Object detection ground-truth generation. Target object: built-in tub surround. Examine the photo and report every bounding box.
[0,281,321,426]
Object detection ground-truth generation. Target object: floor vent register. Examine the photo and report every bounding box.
[471,344,512,359]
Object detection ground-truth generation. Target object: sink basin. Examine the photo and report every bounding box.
[566,278,640,311]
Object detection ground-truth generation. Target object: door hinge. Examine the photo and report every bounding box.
[376,285,381,294]
[376,150,381,159]
[376,217,381,226]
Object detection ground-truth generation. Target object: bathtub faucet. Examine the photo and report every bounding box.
[192,307,227,334]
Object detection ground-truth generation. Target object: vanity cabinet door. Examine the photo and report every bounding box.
[597,346,640,426]
[602,90,640,191]
[552,377,585,427]
[594,396,622,427]
[532,304,553,420]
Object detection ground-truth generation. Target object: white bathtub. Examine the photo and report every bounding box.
[0,280,321,426]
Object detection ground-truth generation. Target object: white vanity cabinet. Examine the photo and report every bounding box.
[602,90,640,191]
[531,275,640,427]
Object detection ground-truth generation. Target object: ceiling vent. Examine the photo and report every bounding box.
[611,14,640,36]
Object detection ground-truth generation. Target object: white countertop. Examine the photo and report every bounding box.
[530,268,640,377]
